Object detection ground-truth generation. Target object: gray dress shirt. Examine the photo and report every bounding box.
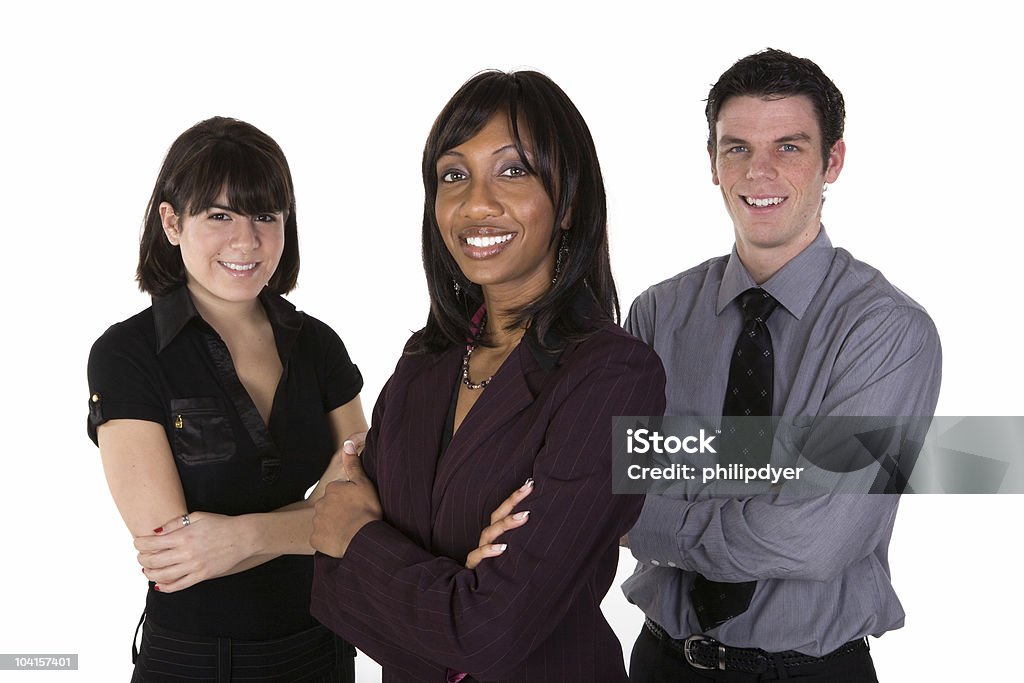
[621,229,942,656]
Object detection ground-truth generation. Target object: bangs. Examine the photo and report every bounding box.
[430,74,553,187]
[178,138,292,217]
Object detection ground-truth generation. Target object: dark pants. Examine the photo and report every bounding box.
[629,625,879,683]
[131,618,355,682]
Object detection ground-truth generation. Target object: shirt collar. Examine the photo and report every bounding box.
[153,286,303,353]
[716,227,835,320]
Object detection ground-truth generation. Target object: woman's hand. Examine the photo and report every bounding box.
[135,512,255,593]
[465,478,534,569]
[310,440,383,558]
[307,431,368,503]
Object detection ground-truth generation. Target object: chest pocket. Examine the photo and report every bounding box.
[169,397,236,465]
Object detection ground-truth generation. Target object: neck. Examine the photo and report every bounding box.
[480,291,534,350]
[735,223,820,284]
[187,283,266,331]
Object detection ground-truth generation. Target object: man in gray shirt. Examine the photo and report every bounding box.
[622,49,942,681]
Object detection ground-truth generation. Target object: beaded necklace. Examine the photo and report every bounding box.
[461,312,493,390]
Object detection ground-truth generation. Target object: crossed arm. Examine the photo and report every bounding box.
[97,397,367,593]
[629,305,943,581]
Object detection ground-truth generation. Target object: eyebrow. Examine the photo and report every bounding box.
[207,204,237,213]
[718,132,813,146]
[438,143,521,161]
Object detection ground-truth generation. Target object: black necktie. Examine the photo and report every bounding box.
[691,288,779,632]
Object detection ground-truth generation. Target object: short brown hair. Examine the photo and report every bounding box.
[136,117,299,295]
[706,49,845,170]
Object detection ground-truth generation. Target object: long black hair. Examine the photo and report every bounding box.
[415,70,617,353]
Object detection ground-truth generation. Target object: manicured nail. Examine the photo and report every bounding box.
[153,527,163,534]
[153,585,160,592]
[493,544,507,553]
[520,478,534,491]
[343,440,357,455]
[513,510,530,521]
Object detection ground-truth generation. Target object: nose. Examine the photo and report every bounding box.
[746,150,778,181]
[229,217,260,252]
[461,178,503,220]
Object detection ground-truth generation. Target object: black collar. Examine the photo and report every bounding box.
[522,288,606,373]
[152,286,303,354]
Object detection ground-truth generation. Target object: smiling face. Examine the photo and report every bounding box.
[160,190,285,308]
[711,95,844,271]
[434,113,562,306]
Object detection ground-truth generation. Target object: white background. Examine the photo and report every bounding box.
[1,1,1020,680]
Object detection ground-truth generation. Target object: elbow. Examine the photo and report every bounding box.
[440,626,531,680]
[790,553,848,582]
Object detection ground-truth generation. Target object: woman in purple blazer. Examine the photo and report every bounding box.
[309,71,666,682]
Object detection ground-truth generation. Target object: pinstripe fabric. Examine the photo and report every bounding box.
[131,618,352,682]
[312,322,665,682]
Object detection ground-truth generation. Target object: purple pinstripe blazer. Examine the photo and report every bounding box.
[311,318,665,682]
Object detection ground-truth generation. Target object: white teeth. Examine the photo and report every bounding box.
[221,262,257,271]
[745,196,784,207]
[466,234,514,248]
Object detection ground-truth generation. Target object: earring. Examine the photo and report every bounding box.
[552,233,569,284]
[453,279,462,296]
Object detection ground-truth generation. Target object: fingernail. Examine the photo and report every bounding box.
[153,585,160,592]
[343,440,357,455]
[153,527,163,534]
[513,510,530,521]
[520,478,534,491]
[493,544,508,553]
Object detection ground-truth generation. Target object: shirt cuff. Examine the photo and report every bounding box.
[628,494,712,570]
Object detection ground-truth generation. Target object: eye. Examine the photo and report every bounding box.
[780,143,799,152]
[440,170,466,183]
[500,166,529,178]
[726,145,748,154]
[207,212,230,221]
[253,213,279,223]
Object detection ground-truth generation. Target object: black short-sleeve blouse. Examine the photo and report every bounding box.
[87,286,362,639]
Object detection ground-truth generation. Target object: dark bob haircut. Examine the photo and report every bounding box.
[415,70,617,353]
[706,48,846,169]
[136,117,299,296]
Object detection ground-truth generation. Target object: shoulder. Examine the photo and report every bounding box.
[631,255,728,310]
[296,310,347,347]
[830,248,939,338]
[88,307,157,366]
[626,255,728,336]
[566,321,666,380]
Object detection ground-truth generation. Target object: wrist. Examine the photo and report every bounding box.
[240,514,268,556]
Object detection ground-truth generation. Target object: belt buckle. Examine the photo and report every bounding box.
[683,635,725,671]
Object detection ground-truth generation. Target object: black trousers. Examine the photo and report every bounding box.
[131,618,355,682]
[629,624,879,683]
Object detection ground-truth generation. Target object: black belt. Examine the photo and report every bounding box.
[644,617,868,674]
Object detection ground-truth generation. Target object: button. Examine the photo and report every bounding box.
[650,559,661,566]
[91,394,100,403]
[667,561,677,568]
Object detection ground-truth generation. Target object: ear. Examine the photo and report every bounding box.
[159,202,180,246]
[824,139,846,184]
[709,144,720,186]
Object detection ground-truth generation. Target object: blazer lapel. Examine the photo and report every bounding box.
[431,343,540,517]
[386,345,462,549]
